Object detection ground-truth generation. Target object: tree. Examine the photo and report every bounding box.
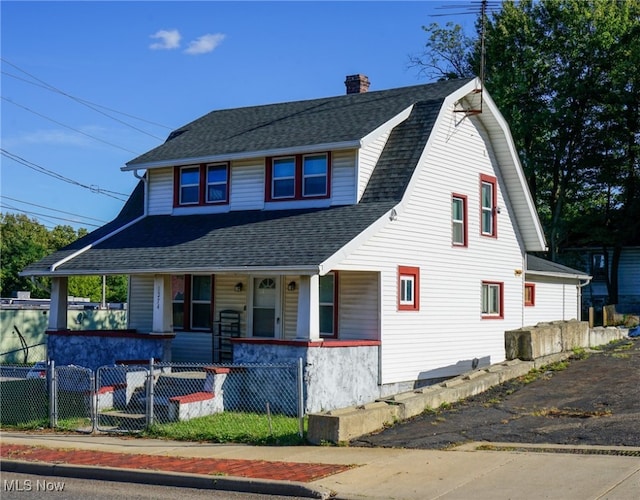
[413,0,640,302]
[0,213,128,303]
[0,214,51,298]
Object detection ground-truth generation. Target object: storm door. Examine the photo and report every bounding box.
[252,277,281,337]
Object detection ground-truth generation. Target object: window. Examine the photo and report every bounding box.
[171,274,214,331]
[319,273,337,338]
[591,253,606,279]
[172,275,186,329]
[206,164,229,203]
[174,164,229,206]
[398,266,420,311]
[524,283,535,307]
[480,174,497,237]
[266,153,330,201]
[272,157,296,199]
[191,275,212,330]
[481,281,503,319]
[452,194,467,246]
[179,166,200,205]
[303,154,328,197]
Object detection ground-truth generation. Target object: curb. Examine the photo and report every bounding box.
[0,459,334,499]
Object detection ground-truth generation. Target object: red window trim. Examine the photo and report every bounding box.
[174,274,215,332]
[265,152,331,202]
[173,163,230,207]
[452,193,468,247]
[481,280,504,320]
[524,282,536,307]
[398,266,420,311]
[479,173,498,238]
[320,271,339,339]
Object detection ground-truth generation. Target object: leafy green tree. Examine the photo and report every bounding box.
[413,0,640,303]
[0,213,128,303]
[0,214,50,298]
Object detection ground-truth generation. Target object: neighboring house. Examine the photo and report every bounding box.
[524,255,591,326]
[22,75,587,412]
[561,246,640,314]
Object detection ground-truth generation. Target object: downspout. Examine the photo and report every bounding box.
[576,278,592,321]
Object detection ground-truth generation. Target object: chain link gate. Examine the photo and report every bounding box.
[53,363,95,433]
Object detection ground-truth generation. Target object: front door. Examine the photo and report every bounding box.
[252,277,280,337]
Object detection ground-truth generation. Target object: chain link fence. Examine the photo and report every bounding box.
[1,360,304,442]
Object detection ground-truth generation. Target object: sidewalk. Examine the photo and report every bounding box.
[1,432,639,499]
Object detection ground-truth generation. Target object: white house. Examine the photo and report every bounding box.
[22,75,589,412]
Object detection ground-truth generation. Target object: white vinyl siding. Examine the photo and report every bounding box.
[229,159,265,210]
[331,149,357,205]
[127,275,154,332]
[147,168,173,215]
[333,103,526,384]
[172,331,213,363]
[338,271,380,340]
[357,131,391,201]
[524,277,579,325]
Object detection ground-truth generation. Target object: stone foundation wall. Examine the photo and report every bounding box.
[46,330,174,371]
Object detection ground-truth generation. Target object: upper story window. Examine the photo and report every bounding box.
[303,154,328,197]
[398,266,420,311]
[272,157,296,199]
[179,166,200,205]
[206,164,229,203]
[481,281,503,319]
[452,194,468,246]
[266,152,330,201]
[174,163,229,207]
[480,174,497,237]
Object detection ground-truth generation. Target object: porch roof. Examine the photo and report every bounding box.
[21,201,395,275]
[526,254,591,280]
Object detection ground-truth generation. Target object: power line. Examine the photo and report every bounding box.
[2,70,172,131]
[1,195,108,223]
[1,203,100,228]
[2,96,140,155]
[1,149,129,201]
[2,58,172,138]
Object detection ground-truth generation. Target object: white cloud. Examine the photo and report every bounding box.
[184,33,226,55]
[149,29,181,50]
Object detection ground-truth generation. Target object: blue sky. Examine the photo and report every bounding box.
[1,1,476,231]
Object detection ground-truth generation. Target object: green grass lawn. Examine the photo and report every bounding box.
[143,411,307,445]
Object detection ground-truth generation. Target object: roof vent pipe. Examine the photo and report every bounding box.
[345,74,370,94]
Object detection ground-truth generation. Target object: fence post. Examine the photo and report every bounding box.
[297,357,304,438]
[146,358,155,427]
[48,359,57,428]
[90,369,97,433]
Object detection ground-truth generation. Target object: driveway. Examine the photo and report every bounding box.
[352,338,640,450]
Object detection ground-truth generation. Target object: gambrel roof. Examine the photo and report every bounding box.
[125,79,472,169]
[21,77,547,277]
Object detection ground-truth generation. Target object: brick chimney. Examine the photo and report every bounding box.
[345,74,370,94]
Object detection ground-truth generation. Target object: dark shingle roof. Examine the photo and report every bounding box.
[127,78,472,167]
[526,254,591,278]
[25,203,395,274]
[23,78,475,275]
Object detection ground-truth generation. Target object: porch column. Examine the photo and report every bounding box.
[48,277,68,330]
[152,275,173,333]
[296,274,320,341]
